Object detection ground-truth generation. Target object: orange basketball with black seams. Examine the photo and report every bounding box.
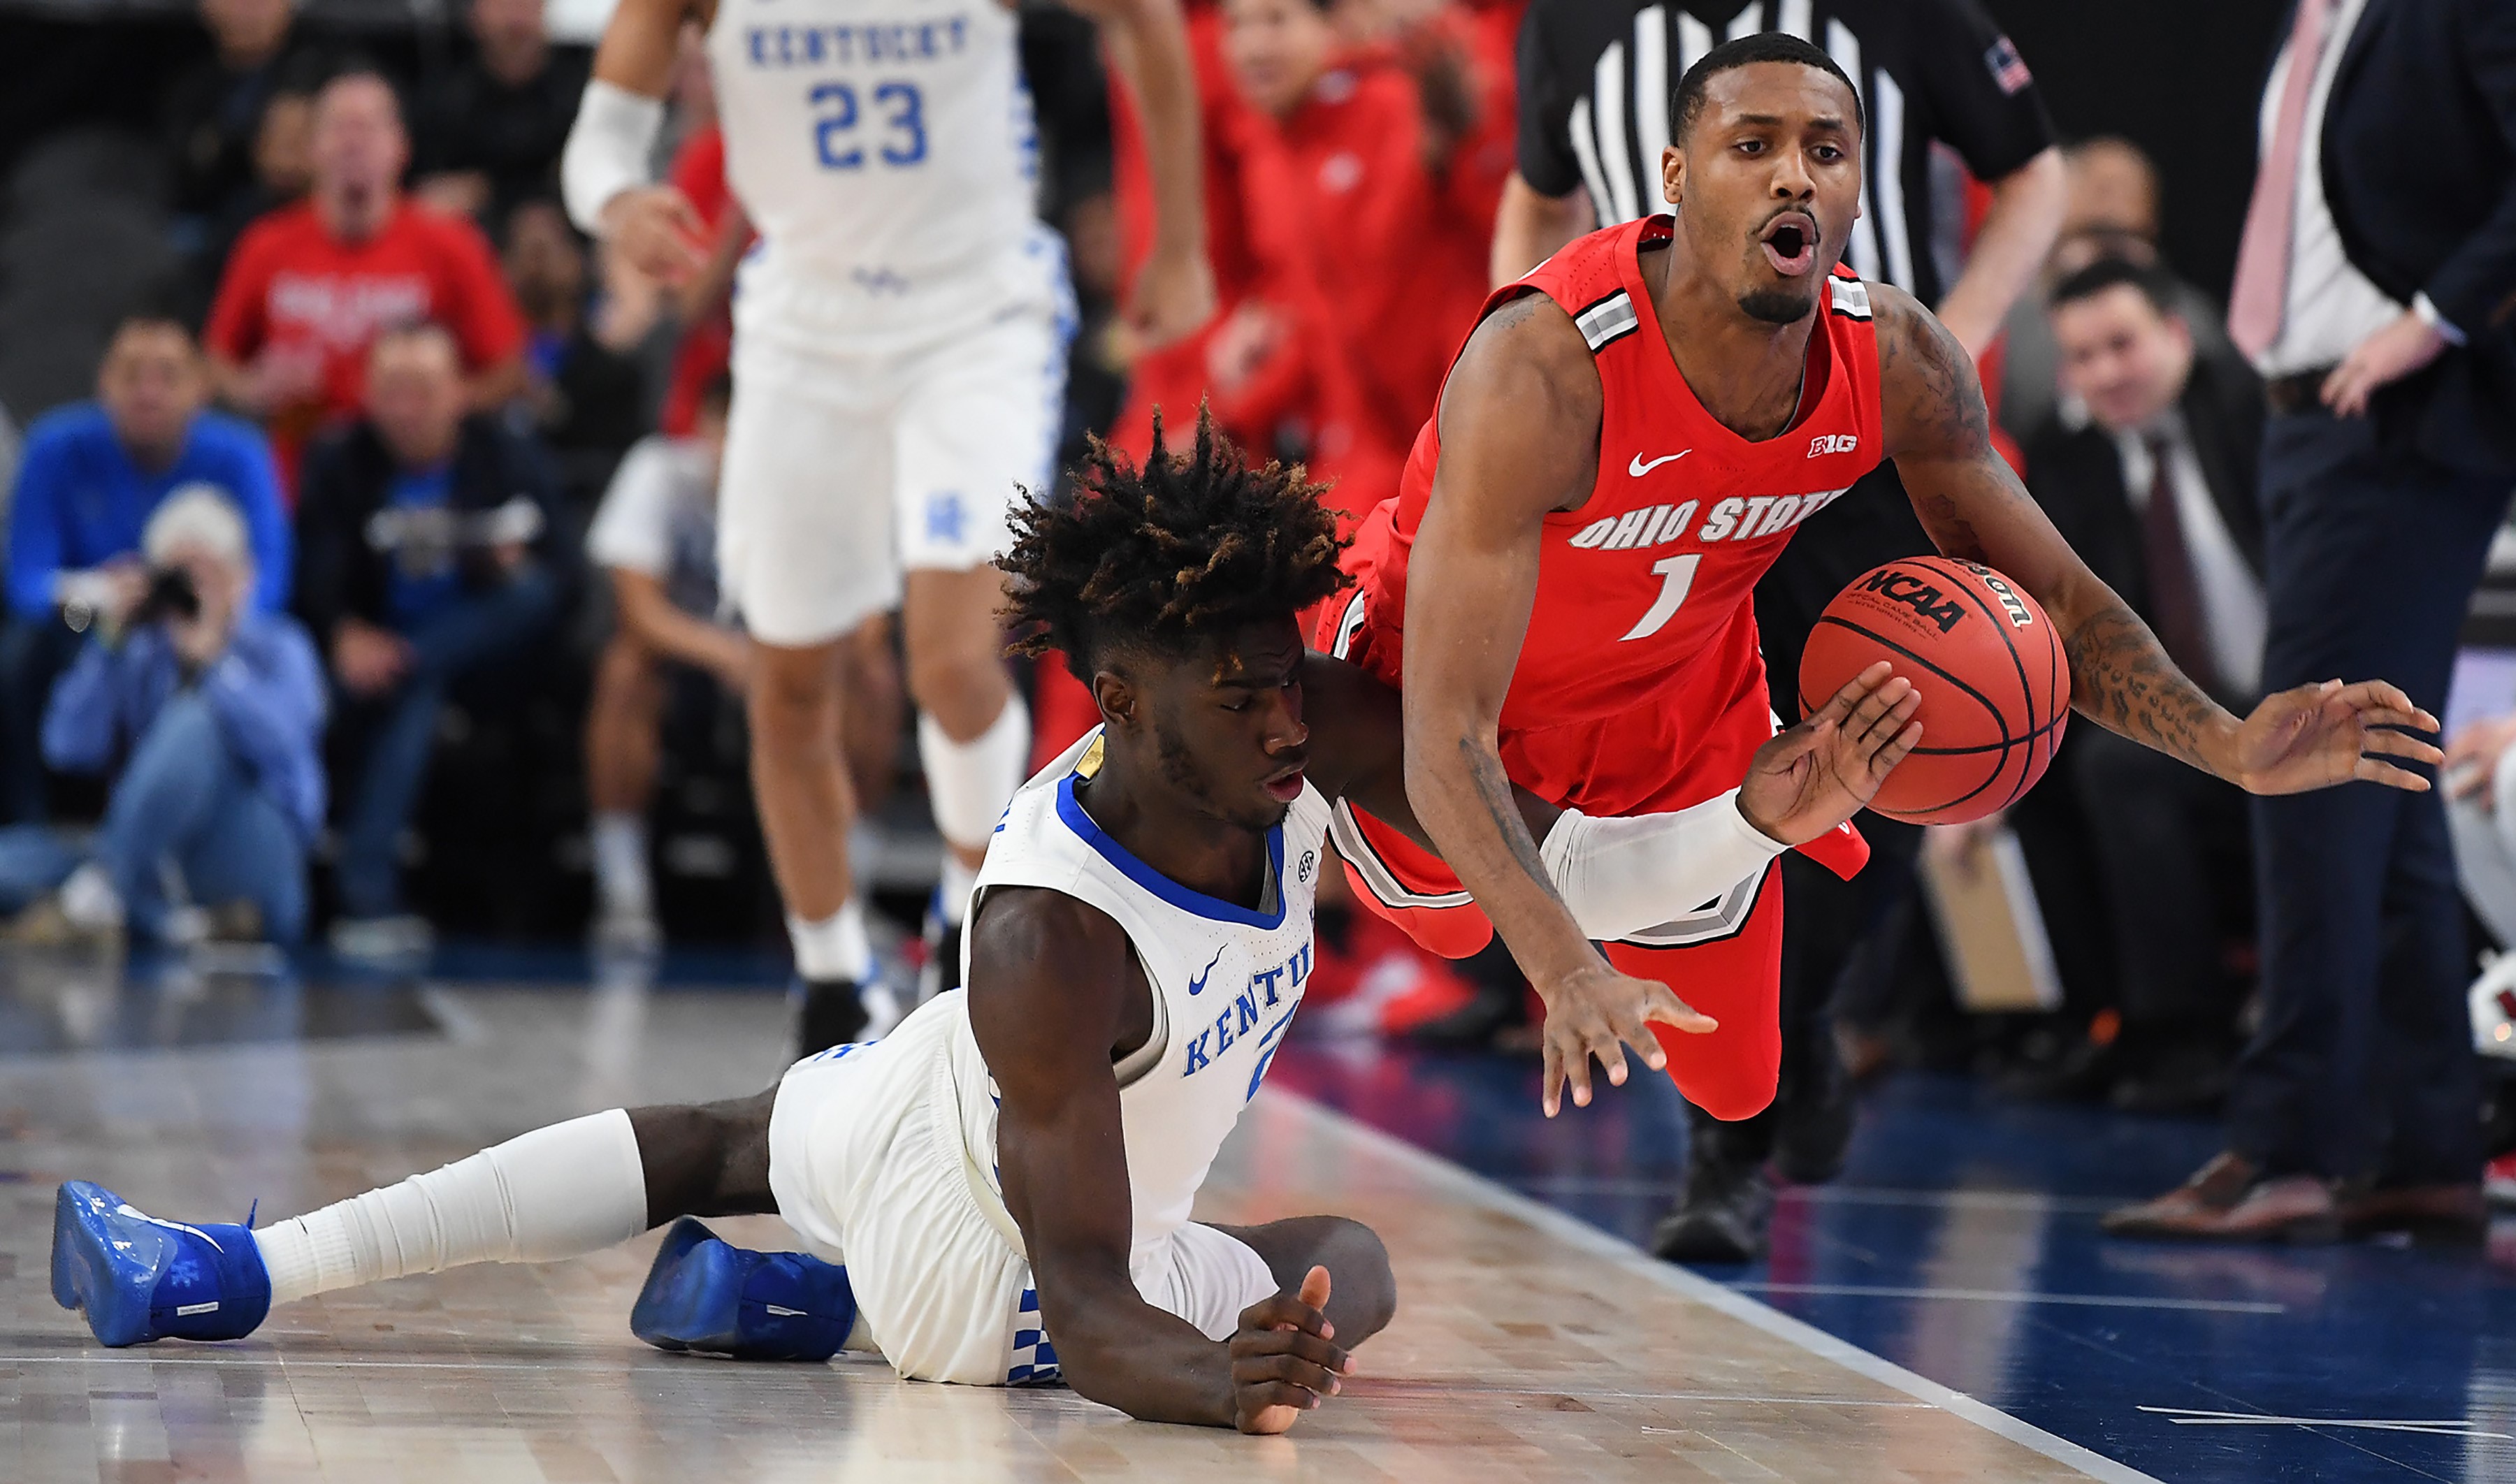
[1797,556,2069,825]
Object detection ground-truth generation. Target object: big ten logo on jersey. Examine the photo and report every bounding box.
[743,15,971,171]
[1182,943,1310,1091]
[1808,433,1859,458]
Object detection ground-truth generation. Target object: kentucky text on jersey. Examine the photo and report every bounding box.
[743,17,971,68]
[1568,486,1855,551]
[1182,945,1312,1077]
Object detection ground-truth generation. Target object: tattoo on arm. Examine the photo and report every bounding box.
[2060,600,2223,773]
[1461,736,1568,907]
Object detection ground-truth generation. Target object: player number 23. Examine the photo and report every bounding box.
[809,80,928,170]
[1620,553,1700,642]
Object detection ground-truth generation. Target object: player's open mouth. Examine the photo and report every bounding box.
[1760,213,1817,275]
[1263,766,1306,803]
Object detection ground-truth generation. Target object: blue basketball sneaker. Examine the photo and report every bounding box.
[630,1216,858,1362]
[51,1181,273,1348]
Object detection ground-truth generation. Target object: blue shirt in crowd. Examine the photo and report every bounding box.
[3,404,292,620]
[384,464,463,630]
[41,613,328,840]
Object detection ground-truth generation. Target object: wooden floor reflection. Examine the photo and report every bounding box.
[0,969,2144,1481]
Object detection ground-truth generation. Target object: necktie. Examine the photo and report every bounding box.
[2141,435,2222,701]
[2228,0,2337,358]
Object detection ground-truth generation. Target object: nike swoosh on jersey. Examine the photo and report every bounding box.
[1187,947,1225,997]
[1628,451,1691,477]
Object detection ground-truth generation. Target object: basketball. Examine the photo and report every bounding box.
[1797,556,2070,825]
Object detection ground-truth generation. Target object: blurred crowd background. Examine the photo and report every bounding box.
[0,0,2509,1236]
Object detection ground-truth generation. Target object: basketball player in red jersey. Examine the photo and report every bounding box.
[1320,32,2447,1121]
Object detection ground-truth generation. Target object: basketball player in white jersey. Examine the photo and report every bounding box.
[559,0,1217,1051]
[52,416,1921,1430]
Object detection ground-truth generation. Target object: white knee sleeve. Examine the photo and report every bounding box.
[918,693,1030,851]
[254,1110,649,1305]
[1538,791,1790,941]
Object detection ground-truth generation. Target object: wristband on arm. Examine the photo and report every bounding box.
[1538,790,1790,941]
[562,80,667,236]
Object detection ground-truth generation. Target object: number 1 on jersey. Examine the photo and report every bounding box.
[1619,553,1700,641]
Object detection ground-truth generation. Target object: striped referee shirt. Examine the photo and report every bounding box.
[1515,0,2055,307]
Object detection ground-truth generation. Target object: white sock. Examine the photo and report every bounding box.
[788,899,872,982]
[591,812,651,918]
[252,1110,648,1307]
[918,692,1029,864]
[60,861,124,930]
[937,852,979,928]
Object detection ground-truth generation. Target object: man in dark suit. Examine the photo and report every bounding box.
[2106,0,2516,1243]
[2027,259,2266,1111]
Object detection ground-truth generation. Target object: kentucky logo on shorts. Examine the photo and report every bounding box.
[925,490,967,544]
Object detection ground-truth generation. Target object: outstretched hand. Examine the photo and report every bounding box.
[1231,1266,1349,1434]
[1535,961,1716,1119]
[2228,678,2443,796]
[1740,661,1923,845]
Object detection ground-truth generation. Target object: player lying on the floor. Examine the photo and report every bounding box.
[50,412,1921,1433]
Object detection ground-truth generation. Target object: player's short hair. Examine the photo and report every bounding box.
[1002,406,1350,672]
[2049,256,2179,319]
[1670,33,1865,147]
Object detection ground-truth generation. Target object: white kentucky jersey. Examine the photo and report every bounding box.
[946,727,1330,1265]
[704,0,1055,344]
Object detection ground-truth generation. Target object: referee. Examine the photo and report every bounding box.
[1496,0,2065,1263]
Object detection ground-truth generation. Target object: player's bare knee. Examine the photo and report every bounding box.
[1317,1218,1397,1340]
[906,650,1009,741]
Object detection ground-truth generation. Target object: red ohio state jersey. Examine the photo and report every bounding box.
[1344,214,1886,732]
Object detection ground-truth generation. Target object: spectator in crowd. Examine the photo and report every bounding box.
[2105,0,2516,1245]
[1493,0,2063,1265]
[3,315,290,825]
[295,323,564,961]
[206,66,527,494]
[579,374,901,953]
[1219,0,1486,479]
[164,0,329,230]
[1997,137,2232,442]
[2448,706,2516,960]
[503,197,651,506]
[0,488,324,948]
[579,374,742,951]
[189,84,319,321]
[413,0,593,226]
[653,27,744,442]
[2020,259,2266,1112]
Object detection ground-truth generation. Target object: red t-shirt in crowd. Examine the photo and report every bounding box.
[205,198,526,489]
[659,124,742,438]
[1261,53,1491,463]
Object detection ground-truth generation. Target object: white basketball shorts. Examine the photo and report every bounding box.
[765,998,1278,1386]
[716,263,1074,649]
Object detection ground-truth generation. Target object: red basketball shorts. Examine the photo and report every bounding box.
[1314,588,1868,1121]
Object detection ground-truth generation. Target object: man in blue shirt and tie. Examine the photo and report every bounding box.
[1,313,291,823]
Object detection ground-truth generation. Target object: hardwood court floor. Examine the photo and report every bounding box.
[0,965,2142,1482]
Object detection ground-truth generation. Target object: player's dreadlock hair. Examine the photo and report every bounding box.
[1003,407,1351,671]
